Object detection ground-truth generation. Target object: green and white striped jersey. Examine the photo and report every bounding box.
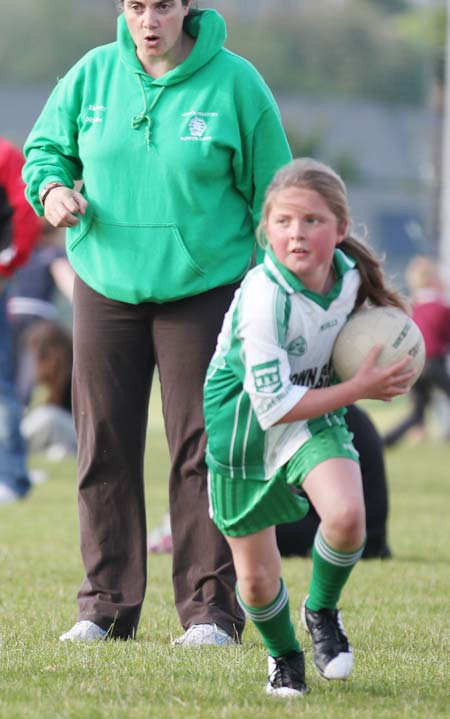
[204,248,360,481]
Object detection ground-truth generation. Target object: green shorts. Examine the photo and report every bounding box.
[208,424,359,537]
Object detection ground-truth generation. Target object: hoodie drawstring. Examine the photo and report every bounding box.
[131,78,165,150]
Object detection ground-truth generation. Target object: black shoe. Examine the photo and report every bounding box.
[362,541,392,560]
[266,651,308,696]
[301,598,353,680]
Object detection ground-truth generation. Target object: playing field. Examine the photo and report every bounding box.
[1,394,449,719]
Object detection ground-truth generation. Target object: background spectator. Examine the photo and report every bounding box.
[383,256,450,447]
[0,136,41,504]
[20,320,76,460]
[7,223,74,406]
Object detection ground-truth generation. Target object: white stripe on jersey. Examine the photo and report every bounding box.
[242,401,253,480]
[229,391,245,479]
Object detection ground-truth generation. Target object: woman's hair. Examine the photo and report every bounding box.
[257,157,407,312]
[405,255,439,293]
[117,0,192,9]
[24,320,73,409]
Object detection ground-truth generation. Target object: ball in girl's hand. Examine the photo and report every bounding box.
[332,306,425,387]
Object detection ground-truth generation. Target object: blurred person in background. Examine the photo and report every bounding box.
[0,137,41,505]
[7,223,74,407]
[23,0,291,644]
[383,256,450,447]
[19,320,77,461]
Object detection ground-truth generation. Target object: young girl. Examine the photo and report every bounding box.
[203,158,414,697]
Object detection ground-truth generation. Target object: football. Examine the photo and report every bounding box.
[332,305,426,386]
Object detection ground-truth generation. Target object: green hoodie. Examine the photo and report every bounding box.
[23,10,291,304]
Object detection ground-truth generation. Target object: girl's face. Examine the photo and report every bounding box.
[124,0,191,69]
[265,186,348,294]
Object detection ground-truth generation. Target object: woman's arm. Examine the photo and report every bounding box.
[22,68,84,216]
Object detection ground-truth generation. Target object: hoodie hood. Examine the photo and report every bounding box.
[118,8,227,86]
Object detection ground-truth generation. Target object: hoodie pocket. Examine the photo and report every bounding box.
[67,215,208,304]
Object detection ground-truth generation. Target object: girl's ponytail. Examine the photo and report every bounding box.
[340,236,408,313]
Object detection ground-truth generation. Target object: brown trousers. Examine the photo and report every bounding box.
[72,276,244,639]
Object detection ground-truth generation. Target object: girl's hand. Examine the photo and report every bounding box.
[276,345,416,425]
[44,187,88,228]
[351,345,416,402]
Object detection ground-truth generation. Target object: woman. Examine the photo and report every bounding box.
[23,0,291,643]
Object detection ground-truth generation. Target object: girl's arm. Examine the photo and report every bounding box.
[277,346,415,424]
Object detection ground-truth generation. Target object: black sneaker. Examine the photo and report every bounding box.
[266,650,308,697]
[301,598,353,680]
[362,541,392,560]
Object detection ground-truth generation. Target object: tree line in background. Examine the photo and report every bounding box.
[0,0,444,109]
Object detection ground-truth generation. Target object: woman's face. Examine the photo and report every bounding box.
[123,0,191,66]
[265,186,347,293]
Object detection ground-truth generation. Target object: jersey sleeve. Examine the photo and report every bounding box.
[238,280,306,430]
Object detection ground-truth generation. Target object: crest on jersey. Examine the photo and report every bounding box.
[252,360,282,394]
[287,336,307,356]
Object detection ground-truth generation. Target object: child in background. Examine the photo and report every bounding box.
[203,158,414,697]
[7,223,74,406]
[383,255,450,446]
[20,320,76,459]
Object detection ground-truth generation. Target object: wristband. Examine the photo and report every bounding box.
[39,182,65,207]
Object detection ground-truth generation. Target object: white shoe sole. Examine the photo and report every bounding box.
[266,683,307,697]
[301,599,353,680]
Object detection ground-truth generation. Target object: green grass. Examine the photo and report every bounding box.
[1,394,449,719]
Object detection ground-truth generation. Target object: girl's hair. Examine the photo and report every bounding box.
[405,255,438,292]
[257,157,407,312]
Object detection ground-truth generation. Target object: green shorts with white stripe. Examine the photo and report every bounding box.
[208,425,359,537]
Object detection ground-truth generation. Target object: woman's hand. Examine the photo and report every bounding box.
[44,187,88,228]
[351,345,416,402]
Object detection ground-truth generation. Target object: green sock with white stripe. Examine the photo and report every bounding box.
[307,529,365,611]
[236,579,301,657]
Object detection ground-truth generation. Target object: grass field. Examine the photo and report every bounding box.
[1,394,449,719]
